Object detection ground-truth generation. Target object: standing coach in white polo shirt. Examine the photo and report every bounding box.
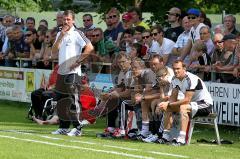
[51,10,94,136]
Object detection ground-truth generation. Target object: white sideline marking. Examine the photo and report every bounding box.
[103,144,139,151]
[41,135,62,140]
[198,144,217,147]
[148,151,189,158]
[0,135,154,159]
[69,140,97,145]
[0,130,190,158]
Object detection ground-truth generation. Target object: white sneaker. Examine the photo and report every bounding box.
[67,128,82,137]
[143,134,159,143]
[51,128,70,135]
[81,120,90,126]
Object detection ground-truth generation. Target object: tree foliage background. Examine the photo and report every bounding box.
[1,0,240,24]
[89,0,240,25]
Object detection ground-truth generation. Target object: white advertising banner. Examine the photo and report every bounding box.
[0,67,51,102]
[206,82,240,126]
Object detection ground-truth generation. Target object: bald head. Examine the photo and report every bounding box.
[214,33,224,41]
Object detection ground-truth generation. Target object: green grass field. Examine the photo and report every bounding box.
[0,100,240,159]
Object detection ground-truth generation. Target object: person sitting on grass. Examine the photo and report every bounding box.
[32,76,96,126]
[30,65,59,119]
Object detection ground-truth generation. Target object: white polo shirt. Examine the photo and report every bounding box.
[55,26,90,75]
[149,38,175,55]
[189,23,206,44]
[171,71,213,106]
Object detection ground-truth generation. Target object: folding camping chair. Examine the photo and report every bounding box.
[186,112,221,145]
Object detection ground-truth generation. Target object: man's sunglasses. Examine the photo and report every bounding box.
[188,16,197,20]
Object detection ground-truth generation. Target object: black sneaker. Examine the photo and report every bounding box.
[155,138,170,144]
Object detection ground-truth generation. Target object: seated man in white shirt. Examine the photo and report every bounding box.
[156,60,213,146]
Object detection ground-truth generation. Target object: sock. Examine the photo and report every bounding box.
[162,129,171,141]
[177,131,186,143]
[141,122,150,137]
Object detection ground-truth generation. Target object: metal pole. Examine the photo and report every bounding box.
[222,10,226,24]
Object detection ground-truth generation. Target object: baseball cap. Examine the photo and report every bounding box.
[187,8,200,17]
[122,13,132,21]
[221,34,237,42]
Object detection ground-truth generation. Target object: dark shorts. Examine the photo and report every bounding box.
[193,101,212,118]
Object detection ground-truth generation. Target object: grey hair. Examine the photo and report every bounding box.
[224,14,236,24]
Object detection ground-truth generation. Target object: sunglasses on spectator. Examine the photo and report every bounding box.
[45,36,50,38]
[109,15,117,19]
[25,34,32,37]
[188,16,197,20]
[151,32,159,36]
[5,20,12,23]
[142,35,150,39]
[92,34,100,37]
[83,19,91,22]
[166,11,178,16]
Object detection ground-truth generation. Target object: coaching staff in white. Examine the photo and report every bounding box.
[51,10,94,136]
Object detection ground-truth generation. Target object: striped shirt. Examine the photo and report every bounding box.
[171,71,213,106]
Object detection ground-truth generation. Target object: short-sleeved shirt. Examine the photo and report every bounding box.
[174,31,190,49]
[229,49,239,65]
[104,22,124,41]
[189,23,206,44]
[204,39,215,57]
[117,70,132,88]
[0,25,6,42]
[165,26,184,42]
[33,39,42,50]
[171,71,213,107]
[131,68,156,89]
[149,38,175,56]
[14,36,30,56]
[137,21,150,30]
[55,26,90,75]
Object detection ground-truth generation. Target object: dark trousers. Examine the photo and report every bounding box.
[107,100,142,130]
[31,88,55,118]
[54,73,81,129]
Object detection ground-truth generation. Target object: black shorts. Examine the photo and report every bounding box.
[194,102,212,118]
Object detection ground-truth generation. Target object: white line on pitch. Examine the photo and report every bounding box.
[0,129,190,158]
[148,151,189,158]
[0,135,154,159]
